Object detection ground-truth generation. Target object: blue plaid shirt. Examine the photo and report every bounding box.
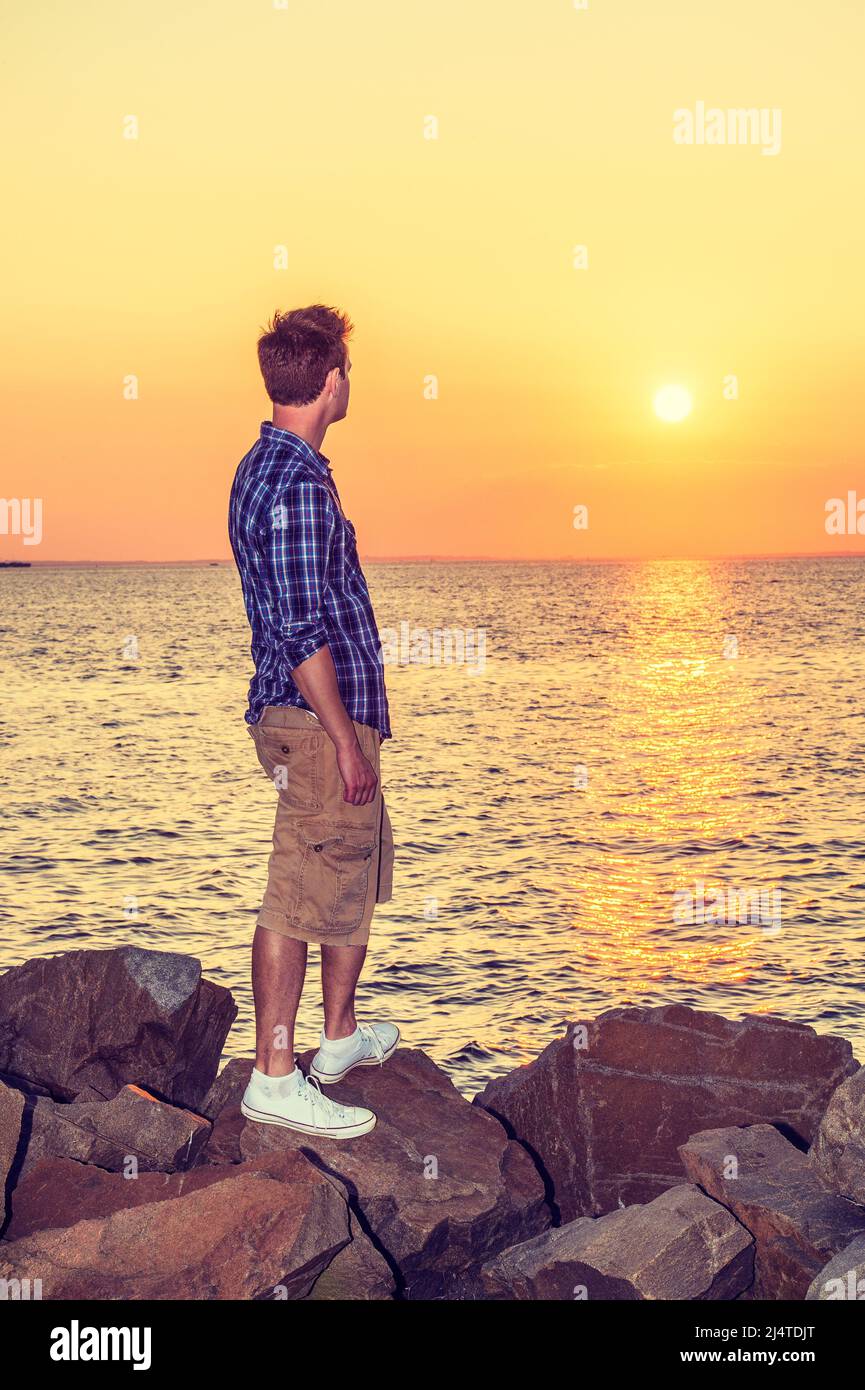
[229,422,391,739]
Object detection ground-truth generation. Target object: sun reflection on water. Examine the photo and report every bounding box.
[570,561,777,991]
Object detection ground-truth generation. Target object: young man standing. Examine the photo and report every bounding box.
[229,305,396,1138]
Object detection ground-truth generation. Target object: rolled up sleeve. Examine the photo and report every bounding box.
[263,480,335,670]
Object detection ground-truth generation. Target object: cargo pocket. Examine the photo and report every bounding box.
[296,820,377,936]
[251,726,322,811]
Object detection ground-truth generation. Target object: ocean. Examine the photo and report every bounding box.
[1,558,863,1094]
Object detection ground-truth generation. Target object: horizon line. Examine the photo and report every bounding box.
[8,550,865,567]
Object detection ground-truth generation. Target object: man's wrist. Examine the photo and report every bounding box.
[332,725,358,753]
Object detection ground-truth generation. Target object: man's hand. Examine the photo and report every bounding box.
[289,646,379,803]
[336,739,378,805]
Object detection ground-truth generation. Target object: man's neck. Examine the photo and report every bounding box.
[272,408,328,455]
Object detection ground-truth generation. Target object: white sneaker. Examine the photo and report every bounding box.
[309,1022,400,1085]
[240,1066,376,1138]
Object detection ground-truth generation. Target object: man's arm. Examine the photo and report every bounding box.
[265,482,377,806]
[290,646,377,806]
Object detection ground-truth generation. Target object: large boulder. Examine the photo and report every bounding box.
[20,1085,210,1177]
[201,1049,550,1299]
[809,1065,865,1204]
[0,947,236,1107]
[474,1005,858,1218]
[806,1235,865,1301]
[679,1123,865,1299]
[0,1081,25,1227]
[0,1151,349,1300]
[478,1184,753,1300]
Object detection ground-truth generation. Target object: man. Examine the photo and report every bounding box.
[228,305,397,1139]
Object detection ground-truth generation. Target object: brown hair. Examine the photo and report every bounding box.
[257,305,353,406]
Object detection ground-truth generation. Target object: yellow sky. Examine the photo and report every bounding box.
[1,0,863,561]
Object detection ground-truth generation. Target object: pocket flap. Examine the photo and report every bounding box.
[297,821,344,852]
[297,820,377,858]
[339,827,377,855]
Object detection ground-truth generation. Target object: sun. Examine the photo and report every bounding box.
[653,384,693,423]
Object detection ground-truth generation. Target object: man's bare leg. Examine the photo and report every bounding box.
[310,942,399,1084]
[252,925,307,1075]
[243,927,376,1135]
[321,942,367,1041]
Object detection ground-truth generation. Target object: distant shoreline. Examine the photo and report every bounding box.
[8,552,865,568]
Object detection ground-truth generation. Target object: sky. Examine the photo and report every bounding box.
[1,0,863,561]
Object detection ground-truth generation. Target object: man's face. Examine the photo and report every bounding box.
[330,354,351,422]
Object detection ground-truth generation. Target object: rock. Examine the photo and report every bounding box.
[200,1049,550,1299]
[200,1057,251,1120]
[196,1058,250,1165]
[0,1081,25,1227]
[679,1123,865,1299]
[0,947,236,1108]
[474,1005,858,1218]
[809,1065,865,1204]
[0,1070,53,1100]
[303,1213,395,1300]
[21,1085,210,1177]
[69,1086,109,1103]
[0,1150,349,1300]
[5,1158,174,1240]
[479,1184,753,1300]
[6,1149,391,1300]
[806,1235,865,1300]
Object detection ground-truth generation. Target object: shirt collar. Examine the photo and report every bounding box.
[260,421,332,479]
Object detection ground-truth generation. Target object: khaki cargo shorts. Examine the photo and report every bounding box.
[249,706,394,946]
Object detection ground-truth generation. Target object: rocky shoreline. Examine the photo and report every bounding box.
[1,945,863,1301]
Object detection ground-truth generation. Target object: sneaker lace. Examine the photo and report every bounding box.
[299,1071,350,1125]
[358,1023,385,1064]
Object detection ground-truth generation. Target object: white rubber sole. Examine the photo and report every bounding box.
[240,1099,376,1139]
[308,1028,401,1085]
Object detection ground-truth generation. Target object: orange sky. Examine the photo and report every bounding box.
[1,0,863,562]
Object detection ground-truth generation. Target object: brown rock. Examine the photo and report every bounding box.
[200,1057,252,1120]
[809,1065,865,1204]
[0,1150,349,1299]
[22,1085,210,1177]
[474,1004,858,1218]
[7,1149,391,1298]
[69,1086,110,1103]
[201,1049,550,1299]
[196,1058,252,1164]
[6,1157,179,1239]
[303,1213,395,1300]
[7,1147,331,1241]
[0,946,236,1107]
[679,1123,865,1299]
[0,1070,52,1100]
[0,1081,25,1226]
[806,1234,865,1301]
[479,1184,753,1301]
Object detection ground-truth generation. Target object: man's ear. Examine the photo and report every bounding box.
[326,366,342,398]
